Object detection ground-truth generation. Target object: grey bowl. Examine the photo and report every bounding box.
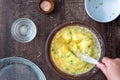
[0,57,46,80]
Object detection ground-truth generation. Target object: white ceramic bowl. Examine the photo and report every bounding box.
[85,0,120,23]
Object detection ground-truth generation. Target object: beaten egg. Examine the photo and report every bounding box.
[50,25,101,75]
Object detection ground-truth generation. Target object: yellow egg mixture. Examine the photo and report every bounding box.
[51,25,101,75]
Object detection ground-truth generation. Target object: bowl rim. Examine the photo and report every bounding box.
[45,21,105,79]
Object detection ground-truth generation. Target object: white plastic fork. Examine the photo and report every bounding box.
[75,53,99,65]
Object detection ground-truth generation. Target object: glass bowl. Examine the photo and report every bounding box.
[0,57,46,80]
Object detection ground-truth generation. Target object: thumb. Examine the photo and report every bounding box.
[97,63,108,76]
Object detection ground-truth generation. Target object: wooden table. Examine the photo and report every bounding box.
[0,0,120,80]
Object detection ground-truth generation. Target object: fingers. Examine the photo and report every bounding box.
[97,57,110,76]
[97,63,107,76]
[114,58,120,61]
[102,57,119,66]
[97,57,120,80]
[102,57,111,63]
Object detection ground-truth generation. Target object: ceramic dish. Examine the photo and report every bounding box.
[85,0,120,23]
[45,21,105,79]
[38,0,55,14]
[0,57,46,80]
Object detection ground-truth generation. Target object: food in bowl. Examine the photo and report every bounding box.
[50,25,101,75]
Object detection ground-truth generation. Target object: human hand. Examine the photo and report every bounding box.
[97,57,120,80]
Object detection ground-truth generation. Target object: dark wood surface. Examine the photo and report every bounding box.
[0,0,120,80]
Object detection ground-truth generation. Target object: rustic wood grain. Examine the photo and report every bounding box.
[0,0,120,80]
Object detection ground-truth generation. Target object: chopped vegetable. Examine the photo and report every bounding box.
[99,2,104,6]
